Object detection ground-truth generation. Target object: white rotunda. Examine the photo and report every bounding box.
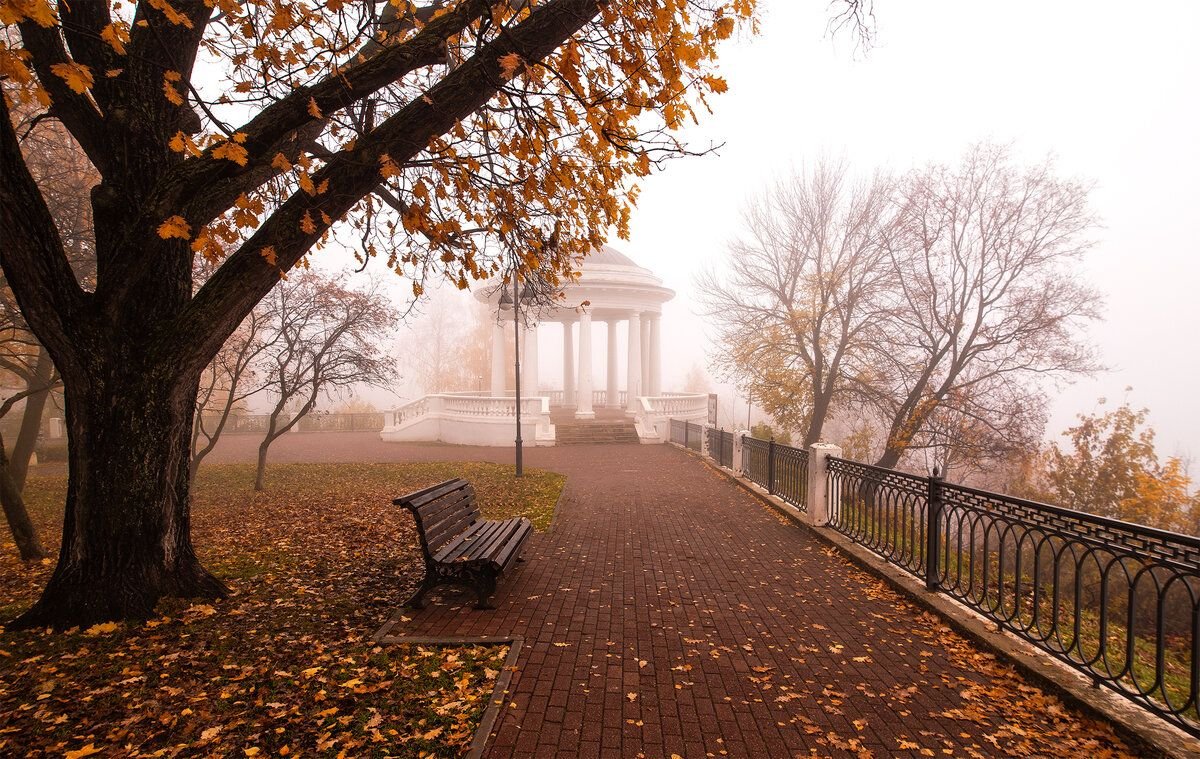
[380,245,707,446]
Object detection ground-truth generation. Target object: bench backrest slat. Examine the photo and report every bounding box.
[395,479,481,555]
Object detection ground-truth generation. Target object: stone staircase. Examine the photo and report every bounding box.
[550,407,640,445]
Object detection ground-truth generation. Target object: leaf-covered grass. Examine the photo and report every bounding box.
[0,461,565,757]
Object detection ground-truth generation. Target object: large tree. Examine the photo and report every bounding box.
[0,0,755,627]
[869,145,1100,469]
[700,160,896,446]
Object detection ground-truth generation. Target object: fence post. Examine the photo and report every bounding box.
[925,469,943,591]
[767,439,776,495]
[701,423,714,459]
[806,443,842,527]
[733,431,746,476]
[683,421,689,449]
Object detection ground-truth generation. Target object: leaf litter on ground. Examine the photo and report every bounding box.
[0,461,564,757]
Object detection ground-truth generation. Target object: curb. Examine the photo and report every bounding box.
[669,441,1200,759]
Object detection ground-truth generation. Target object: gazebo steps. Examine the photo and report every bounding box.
[554,421,640,445]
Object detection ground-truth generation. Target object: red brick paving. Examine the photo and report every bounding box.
[210,433,1134,757]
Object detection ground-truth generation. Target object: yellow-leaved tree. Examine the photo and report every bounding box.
[0,0,757,627]
[1046,400,1199,533]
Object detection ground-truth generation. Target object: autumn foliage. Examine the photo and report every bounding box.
[0,0,755,626]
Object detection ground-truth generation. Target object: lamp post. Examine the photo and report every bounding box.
[499,277,535,476]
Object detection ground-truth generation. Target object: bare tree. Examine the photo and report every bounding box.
[254,274,396,490]
[700,160,896,446]
[190,305,274,484]
[869,144,1101,470]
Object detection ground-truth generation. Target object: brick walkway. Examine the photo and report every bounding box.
[242,437,1127,758]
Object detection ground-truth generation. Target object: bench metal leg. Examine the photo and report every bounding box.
[473,575,498,610]
[404,578,433,609]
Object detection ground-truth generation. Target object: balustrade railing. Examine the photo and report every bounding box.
[826,456,1200,736]
[739,437,808,512]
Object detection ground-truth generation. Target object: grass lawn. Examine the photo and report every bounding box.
[0,461,565,757]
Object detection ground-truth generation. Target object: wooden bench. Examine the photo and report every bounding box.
[395,478,532,610]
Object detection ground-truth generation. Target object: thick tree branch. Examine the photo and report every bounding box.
[170,0,602,372]
[0,94,89,366]
[157,0,498,224]
[15,21,109,173]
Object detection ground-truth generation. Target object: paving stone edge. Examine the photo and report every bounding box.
[670,442,1200,759]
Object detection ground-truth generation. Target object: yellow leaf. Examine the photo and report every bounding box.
[83,621,119,636]
[420,727,443,740]
[162,75,183,106]
[50,62,93,94]
[243,749,259,757]
[498,52,522,80]
[147,0,194,28]
[307,97,322,119]
[213,140,249,166]
[157,216,191,240]
[271,152,292,172]
[100,22,129,55]
[338,678,361,689]
[0,0,57,27]
[65,744,102,759]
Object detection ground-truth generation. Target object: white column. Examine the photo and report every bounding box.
[562,321,575,406]
[640,311,651,397]
[807,443,842,527]
[576,311,594,419]
[490,322,505,396]
[626,312,641,413]
[606,320,619,407]
[524,323,539,397]
[648,314,662,397]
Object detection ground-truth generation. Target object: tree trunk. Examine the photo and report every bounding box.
[0,432,46,561]
[10,362,227,629]
[254,437,271,492]
[874,447,903,471]
[10,346,55,490]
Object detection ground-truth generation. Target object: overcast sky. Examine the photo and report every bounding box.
[604,0,1200,460]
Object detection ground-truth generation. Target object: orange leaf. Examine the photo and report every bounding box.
[50,62,93,94]
[157,216,191,240]
[307,97,322,119]
[498,52,522,80]
[100,23,130,55]
[260,246,278,266]
[213,140,249,166]
[299,211,316,235]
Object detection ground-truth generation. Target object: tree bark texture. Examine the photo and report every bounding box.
[10,362,226,628]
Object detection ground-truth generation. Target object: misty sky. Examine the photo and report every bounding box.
[354,1,1200,460]
[607,0,1200,459]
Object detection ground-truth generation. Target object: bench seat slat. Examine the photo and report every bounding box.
[439,519,513,563]
[490,520,533,570]
[468,519,527,564]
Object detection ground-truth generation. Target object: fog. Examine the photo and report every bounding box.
[337,1,1199,460]
[612,0,1200,459]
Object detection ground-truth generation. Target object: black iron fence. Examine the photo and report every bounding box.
[827,456,1200,736]
[703,426,735,468]
[741,437,809,513]
[669,419,706,452]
